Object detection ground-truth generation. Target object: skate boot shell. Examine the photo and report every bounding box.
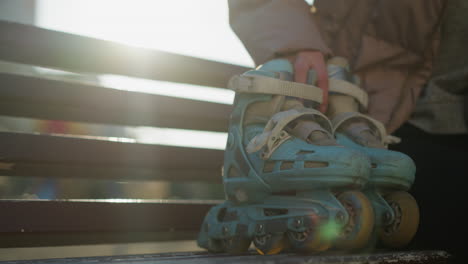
[326,57,420,249]
[198,59,374,254]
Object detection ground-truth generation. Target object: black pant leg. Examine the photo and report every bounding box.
[390,123,468,263]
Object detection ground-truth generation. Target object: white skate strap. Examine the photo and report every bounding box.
[331,112,387,145]
[228,74,323,103]
[329,79,369,109]
[327,56,368,108]
[247,108,332,159]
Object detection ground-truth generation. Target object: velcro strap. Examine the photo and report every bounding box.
[247,108,332,159]
[290,120,331,142]
[331,112,387,145]
[228,74,323,103]
[329,79,368,108]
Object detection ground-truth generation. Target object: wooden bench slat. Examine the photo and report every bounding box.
[0,132,223,182]
[0,20,249,88]
[0,199,219,247]
[0,73,232,131]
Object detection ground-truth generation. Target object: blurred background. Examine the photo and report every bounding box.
[0,0,254,260]
[0,0,254,200]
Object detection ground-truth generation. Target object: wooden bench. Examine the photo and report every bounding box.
[0,20,451,264]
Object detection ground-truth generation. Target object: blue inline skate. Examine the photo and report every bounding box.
[326,57,420,249]
[198,59,374,254]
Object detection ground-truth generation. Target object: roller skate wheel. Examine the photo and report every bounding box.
[287,228,331,253]
[253,233,286,255]
[335,191,374,250]
[379,191,419,248]
[224,236,251,254]
[206,238,225,253]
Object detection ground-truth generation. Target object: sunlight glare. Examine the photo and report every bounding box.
[99,75,234,105]
[36,0,248,149]
[134,127,227,150]
[36,0,254,67]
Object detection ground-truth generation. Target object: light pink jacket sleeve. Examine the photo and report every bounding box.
[228,0,331,65]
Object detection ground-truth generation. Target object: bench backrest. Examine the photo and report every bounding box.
[0,20,249,247]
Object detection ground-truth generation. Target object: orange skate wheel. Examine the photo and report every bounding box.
[379,191,419,248]
[335,191,374,250]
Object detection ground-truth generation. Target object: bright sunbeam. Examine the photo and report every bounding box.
[99,75,234,105]
[36,0,254,67]
[36,0,251,149]
[134,127,227,150]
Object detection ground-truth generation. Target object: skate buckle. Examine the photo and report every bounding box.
[260,130,290,160]
[229,75,254,92]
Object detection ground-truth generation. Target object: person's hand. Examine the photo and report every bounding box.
[293,51,329,113]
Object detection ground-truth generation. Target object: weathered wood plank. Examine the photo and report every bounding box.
[0,20,249,88]
[0,199,220,247]
[0,73,232,131]
[0,132,223,182]
[0,250,451,264]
